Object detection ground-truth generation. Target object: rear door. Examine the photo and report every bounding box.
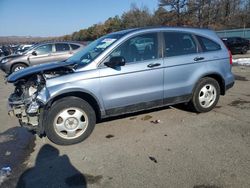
[163,31,200,103]
[53,43,72,62]
[99,32,164,115]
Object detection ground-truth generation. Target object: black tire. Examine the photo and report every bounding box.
[189,77,220,113]
[11,63,27,73]
[241,46,248,54]
[44,97,96,145]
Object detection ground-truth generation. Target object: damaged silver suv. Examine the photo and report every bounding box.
[7,27,234,145]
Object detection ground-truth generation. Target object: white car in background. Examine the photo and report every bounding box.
[15,44,33,54]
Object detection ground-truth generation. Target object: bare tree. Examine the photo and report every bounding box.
[159,0,188,25]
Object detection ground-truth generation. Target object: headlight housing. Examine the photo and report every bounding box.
[1,58,9,64]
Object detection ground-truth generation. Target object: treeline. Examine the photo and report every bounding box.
[60,0,250,41]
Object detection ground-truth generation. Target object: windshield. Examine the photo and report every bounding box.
[66,33,123,65]
[23,44,37,54]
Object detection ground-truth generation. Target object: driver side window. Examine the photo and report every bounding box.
[106,33,158,64]
[35,44,52,55]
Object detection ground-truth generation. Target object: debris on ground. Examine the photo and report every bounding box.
[105,134,115,139]
[141,115,152,121]
[5,151,11,156]
[148,156,158,163]
[150,120,161,124]
[0,166,12,185]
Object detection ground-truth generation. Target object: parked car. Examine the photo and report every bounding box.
[7,27,234,145]
[0,42,84,74]
[15,44,33,54]
[222,37,250,54]
[0,48,3,57]
[1,45,12,56]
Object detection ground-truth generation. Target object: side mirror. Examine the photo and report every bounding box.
[32,51,37,56]
[104,56,126,68]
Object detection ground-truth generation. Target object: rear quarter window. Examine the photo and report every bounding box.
[197,36,221,52]
[70,44,80,50]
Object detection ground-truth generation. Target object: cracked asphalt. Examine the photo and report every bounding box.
[0,65,250,188]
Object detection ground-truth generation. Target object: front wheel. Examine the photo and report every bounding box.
[11,63,27,73]
[189,77,220,113]
[45,97,96,145]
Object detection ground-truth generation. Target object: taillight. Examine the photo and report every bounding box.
[228,50,233,65]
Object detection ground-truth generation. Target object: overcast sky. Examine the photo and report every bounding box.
[0,0,158,37]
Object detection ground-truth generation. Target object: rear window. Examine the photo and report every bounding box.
[197,36,221,52]
[70,44,80,50]
[164,32,198,57]
[55,43,70,52]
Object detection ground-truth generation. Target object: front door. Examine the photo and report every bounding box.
[99,32,164,115]
[28,44,54,65]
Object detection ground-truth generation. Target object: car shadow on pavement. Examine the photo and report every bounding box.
[16,144,87,188]
[0,127,35,188]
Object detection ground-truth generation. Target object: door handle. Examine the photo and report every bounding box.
[194,57,205,61]
[147,63,161,68]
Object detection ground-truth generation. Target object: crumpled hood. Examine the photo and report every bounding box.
[7,61,76,83]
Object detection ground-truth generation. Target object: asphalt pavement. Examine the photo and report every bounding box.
[0,66,250,188]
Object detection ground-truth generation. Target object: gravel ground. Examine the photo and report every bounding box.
[0,66,250,188]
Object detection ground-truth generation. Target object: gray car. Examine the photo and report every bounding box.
[7,27,234,145]
[0,42,84,74]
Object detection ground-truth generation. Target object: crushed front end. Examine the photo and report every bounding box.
[8,74,46,133]
[7,62,75,135]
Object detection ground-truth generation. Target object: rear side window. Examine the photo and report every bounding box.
[55,43,70,52]
[164,32,197,57]
[197,36,221,52]
[70,44,80,50]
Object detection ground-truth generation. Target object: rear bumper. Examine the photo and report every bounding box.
[225,81,234,91]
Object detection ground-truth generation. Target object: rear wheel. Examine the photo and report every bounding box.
[189,77,220,113]
[11,63,27,73]
[241,46,248,54]
[45,97,96,145]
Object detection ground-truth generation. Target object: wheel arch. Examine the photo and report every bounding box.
[46,91,102,121]
[10,62,29,72]
[194,73,226,95]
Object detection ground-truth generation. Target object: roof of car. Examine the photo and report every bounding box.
[222,37,245,39]
[34,41,84,46]
[121,26,211,31]
[110,26,214,37]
